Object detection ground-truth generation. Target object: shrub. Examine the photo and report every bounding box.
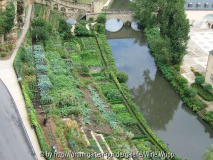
[1,53,7,57]
[97,13,106,24]
[80,63,89,76]
[117,71,129,83]
[192,83,213,101]
[204,84,212,91]
[74,25,89,36]
[95,23,105,34]
[184,87,197,98]
[195,76,205,85]
[103,89,123,101]
[88,17,94,23]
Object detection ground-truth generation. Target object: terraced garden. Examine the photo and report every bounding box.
[12,4,179,160]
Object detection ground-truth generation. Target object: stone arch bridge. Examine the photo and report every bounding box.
[86,9,133,22]
[35,0,133,22]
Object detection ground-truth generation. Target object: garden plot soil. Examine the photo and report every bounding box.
[37,114,64,160]
[80,87,112,133]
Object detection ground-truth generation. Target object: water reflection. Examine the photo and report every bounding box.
[107,27,213,160]
[131,70,180,131]
[105,19,123,32]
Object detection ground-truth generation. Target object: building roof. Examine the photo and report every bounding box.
[66,18,76,25]
[185,0,213,10]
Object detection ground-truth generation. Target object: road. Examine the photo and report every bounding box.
[0,80,37,160]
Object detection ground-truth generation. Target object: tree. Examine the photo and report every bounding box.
[95,23,105,34]
[132,0,190,64]
[74,25,89,36]
[97,13,106,24]
[195,76,205,85]
[58,19,72,41]
[31,18,52,42]
[204,84,212,91]
[117,71,129,83]
[131,0,158,29]
[0,2,15,35]
[158,0,190,64]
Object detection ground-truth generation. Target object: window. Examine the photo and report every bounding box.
[188,2,193,7]
[197,2,201,7]
[205,3,209,8]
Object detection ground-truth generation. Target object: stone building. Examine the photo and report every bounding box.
[205,50,213,86]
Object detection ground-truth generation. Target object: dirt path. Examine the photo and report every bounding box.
[0,5,45,160]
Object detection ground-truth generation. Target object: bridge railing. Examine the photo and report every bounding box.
[102,9,133,14]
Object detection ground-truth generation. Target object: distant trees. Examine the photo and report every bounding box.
[0,2,15,36]
[132,0,190,65]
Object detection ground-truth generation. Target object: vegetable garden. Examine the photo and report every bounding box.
[12,5,181,160]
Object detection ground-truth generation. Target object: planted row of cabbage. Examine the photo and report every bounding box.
[33,45,53,105]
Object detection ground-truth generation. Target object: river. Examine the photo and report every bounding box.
[106,26,213,160]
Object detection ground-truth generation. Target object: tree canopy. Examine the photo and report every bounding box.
[0,2,15,35]
[31,18,52,42]
[132,0,190,65]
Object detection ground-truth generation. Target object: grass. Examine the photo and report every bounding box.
[192,83,213,101]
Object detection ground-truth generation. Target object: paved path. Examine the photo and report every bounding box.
[181,28,213,84]
[0,80,36,160]
[0,5,44,160]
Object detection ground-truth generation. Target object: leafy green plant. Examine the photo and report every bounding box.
[74,25,89,36]
[97,13,106,24]
[192,83,213,101]
[195,76,205,85]
[117,71,129,83]
[204,84,212,91]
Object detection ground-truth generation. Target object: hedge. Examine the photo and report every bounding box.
[191,83,213,101]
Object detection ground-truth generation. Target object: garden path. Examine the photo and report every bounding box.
[181,27,213,111]
[0,5,45,160]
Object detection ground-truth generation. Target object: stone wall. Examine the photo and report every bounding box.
[35,0,92,12]
[86,9,133,22]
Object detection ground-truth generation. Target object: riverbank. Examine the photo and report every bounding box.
[106,26,213,160]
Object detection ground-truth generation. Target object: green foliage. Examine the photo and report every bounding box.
[202,144,213,160]
[204,84,212,91]
[133,0,190,64]
[0,1,15,35]
[88,17,94,23]
[203,111,213,128]
[131,0,157,29]
[103,89,123,101]
[117,71,129,83]
[184,87,197,98]
[195,76,205,85]
[95,23,105,34]
[97,13,106,24]
[58,19,72,41]
[74,25,89,36]
[89,139,101,152]
[79,63,89,76]
[145,28,205,112]
[192,83,213,101]
[32,18,52,42]
[158,0,190,65]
